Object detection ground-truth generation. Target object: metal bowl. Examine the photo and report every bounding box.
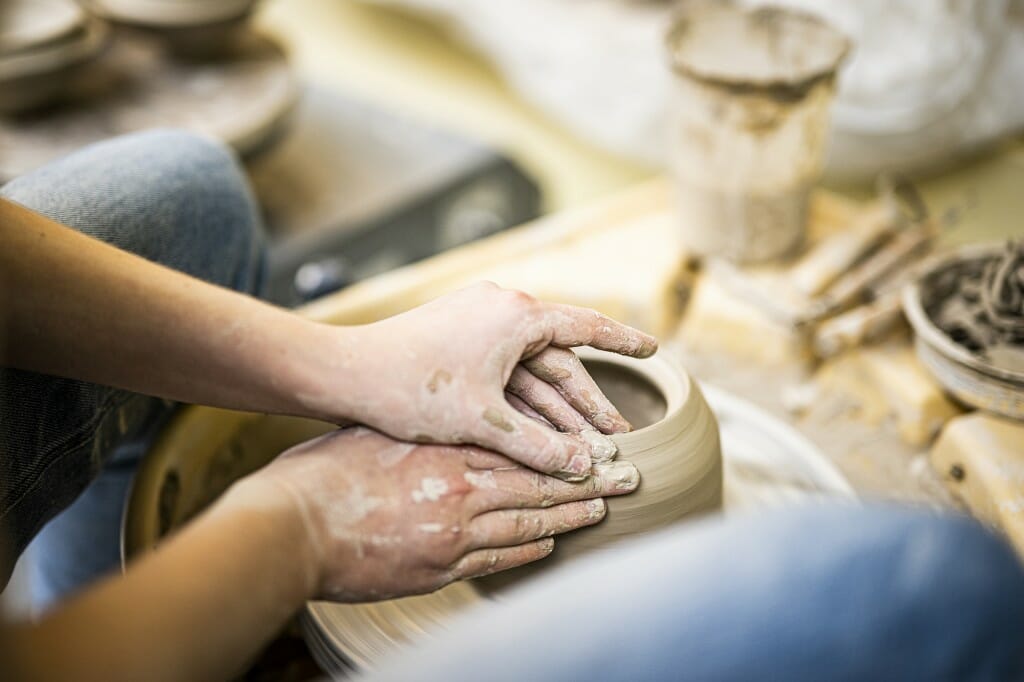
[902,244,1024,420]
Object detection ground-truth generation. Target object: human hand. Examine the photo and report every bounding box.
[303,283,658,480]
[251,427,640,602]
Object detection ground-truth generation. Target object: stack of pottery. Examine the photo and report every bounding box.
[80,0,261,55]
[82,0,256,26]
[0,0,297,180]
[0,0,110,113]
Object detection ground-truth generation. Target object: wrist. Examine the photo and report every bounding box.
[214,474,324,601]
[283,320,375,424]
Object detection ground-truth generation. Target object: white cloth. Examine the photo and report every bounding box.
[364,0,1024,181]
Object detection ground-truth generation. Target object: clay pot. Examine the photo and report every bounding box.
[302,348,724,671]
[479,347,723,593]
[120,344,723,672]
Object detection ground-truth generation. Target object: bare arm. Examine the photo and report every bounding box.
[0,197,658,475]
[3,428,638,681]
[0,196,328,418]
[4,481,315,682]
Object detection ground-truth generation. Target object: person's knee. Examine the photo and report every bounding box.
[2,128,265,293]
[864,509,1024,677]
[116,129,265,290]
[122,129,248,209]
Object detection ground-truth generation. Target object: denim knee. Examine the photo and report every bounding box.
[1,128,265,294]
[0,130,267,579]
[892,511,1024,679]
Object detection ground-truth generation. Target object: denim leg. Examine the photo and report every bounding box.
[367,505,1024,682]
[0,129,266,605]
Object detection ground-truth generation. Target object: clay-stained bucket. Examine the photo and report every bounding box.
[665,4,850,263]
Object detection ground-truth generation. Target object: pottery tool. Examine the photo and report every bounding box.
[811,221,936,318]
[811,222,939,357]
[701,178,925,327]
[697,175,939,366]
[789,198,905,298]
[813,291,904,359]
[793,175,928,304]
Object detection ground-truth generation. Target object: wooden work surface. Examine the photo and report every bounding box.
[299,179,961,508]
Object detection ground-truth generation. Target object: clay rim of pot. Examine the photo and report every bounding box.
[573,346,688,447]
[902,243,1024,385]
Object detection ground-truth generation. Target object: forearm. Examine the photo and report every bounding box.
[0,197,354,419]
[4,478,317,682]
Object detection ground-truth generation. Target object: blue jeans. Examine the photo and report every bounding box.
[366,504,1024,681]
[0,129,265,607]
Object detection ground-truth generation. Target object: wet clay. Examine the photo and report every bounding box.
[927,241,1024,374]
[477,348,721,595]
[304,349,723,667]
[482,407,515,433]
[582,360,666,429]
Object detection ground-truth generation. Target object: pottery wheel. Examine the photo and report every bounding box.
[302,380,855,676]
[0,28,297,181]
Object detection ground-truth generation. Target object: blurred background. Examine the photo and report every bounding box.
[3,0,1024,678]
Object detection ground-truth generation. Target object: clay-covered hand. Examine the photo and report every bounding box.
[248,427,640,602]
[308,282,658,480]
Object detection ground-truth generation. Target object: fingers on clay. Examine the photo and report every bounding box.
[506,365,591,432]
[523,347,631,436]
[476,403,591,480]
[504,391,553,427]
[450,538,555,580]
[477,463,638,511]
[469,500,605,549]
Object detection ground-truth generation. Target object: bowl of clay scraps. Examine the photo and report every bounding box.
[903,242,1024,420]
